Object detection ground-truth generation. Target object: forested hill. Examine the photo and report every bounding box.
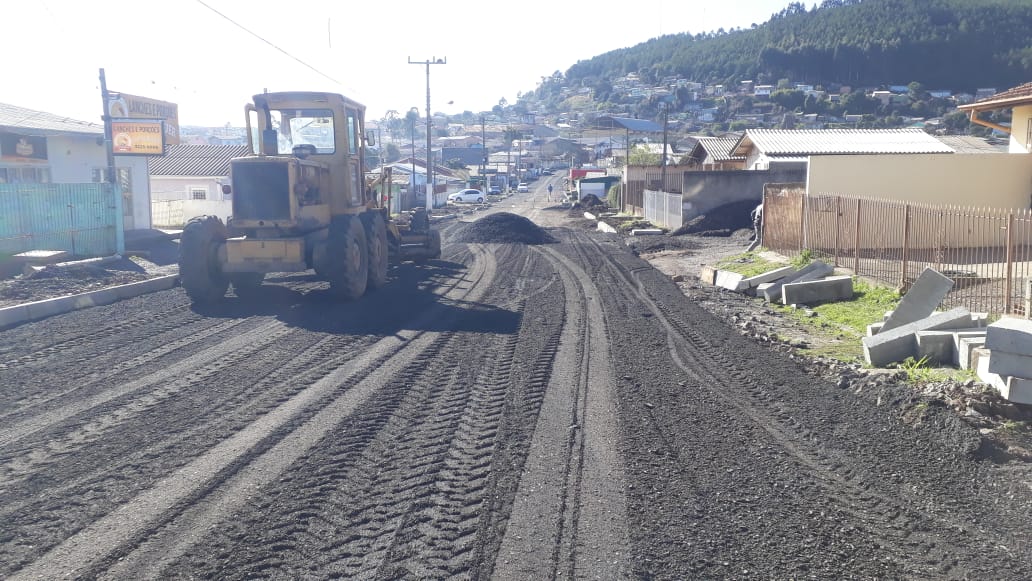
[564,0,1032,92]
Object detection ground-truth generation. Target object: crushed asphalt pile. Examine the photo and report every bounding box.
[452,212,557,245]
[569,193,608,214]
[671,199,757,237]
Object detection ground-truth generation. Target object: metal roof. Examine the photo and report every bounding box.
[696,136,744,161]
[935,135,1009,154]
[0,102,102,136]
[732,128,954,156]
[957,81,1032,112]
[148,144,249,176]
[593,116,663,132]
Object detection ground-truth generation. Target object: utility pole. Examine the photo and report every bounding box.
[409,56,446,211]
[98,68,115,186]
[660,105,670,192]
[99,68,124,255]
[480,115,486,191]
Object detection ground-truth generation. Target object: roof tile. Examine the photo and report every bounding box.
[958,81,1032,111]
[739,128,952,156]
[148,144,249,176]
[0,102,102,136]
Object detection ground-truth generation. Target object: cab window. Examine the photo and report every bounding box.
[270,108,336,155]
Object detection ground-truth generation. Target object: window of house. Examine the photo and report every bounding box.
[92,167,131,188]
[190,187,207,200]
[1,166,51,183]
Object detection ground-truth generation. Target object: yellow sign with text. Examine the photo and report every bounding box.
[111,119,165,155]
[108,92,180,145]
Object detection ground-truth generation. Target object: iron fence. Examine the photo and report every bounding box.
[763,189,1032,317]
[0,183,120,258]
[644,189,683,230]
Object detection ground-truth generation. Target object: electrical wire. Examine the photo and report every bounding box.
[193,0,341,86]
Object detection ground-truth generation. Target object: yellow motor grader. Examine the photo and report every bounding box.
[178,91,440,303]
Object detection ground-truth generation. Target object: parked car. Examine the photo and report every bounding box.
[516,183,530,193]
[448,188,485,204]
[488,185,502,195]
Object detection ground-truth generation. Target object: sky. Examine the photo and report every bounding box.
[3,0,796,128]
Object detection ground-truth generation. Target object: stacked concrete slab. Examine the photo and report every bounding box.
[863,307,983,367]
[978,317,1032,404]
[758,261,834,303]
[859,267,992,368]
[880,268,954,332]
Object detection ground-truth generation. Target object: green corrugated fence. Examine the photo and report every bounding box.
[0,183,120,258]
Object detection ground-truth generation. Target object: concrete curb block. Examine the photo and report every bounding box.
[0,274,179,330]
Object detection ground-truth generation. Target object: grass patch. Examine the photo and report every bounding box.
[715,251,785,278]
[775,277,901,364]
[800,279,899,336]
[999,420,1031,435]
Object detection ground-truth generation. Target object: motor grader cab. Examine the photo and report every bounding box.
[177,91,440,304]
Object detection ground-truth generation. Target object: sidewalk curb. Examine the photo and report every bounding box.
[0,274,180,330]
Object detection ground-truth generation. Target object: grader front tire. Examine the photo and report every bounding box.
[363,212,389,290]
[179,215,229,303]
[327,216,369,300]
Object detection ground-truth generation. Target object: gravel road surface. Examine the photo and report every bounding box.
[1,177,1030,580]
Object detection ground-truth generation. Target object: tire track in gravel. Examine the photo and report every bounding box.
[0,298,194,368]
[574,230,1030,578]
[0,317,293,451]
[9,246,497,581]
[0,329,375,524]
[139,243,564,580]
[493,244,633,580]
[0,316,255,418]
[367,245,547,579]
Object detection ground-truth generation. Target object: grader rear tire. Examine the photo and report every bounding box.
[327,215,369,300]
[179,215,229,303]
[426,229,441,260]
[363,212,389,289]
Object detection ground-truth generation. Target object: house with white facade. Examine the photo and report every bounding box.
[147,144,246,227]
[0,101,151,231]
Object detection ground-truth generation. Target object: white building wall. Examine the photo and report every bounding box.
[41,135,152,229]
[1011,104,1032,154]
[150,176,226,201]
[808,153,1032,209]
[47,134,107,182]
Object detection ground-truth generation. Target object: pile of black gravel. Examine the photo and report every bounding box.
[452,212,556,245]
[570,193,608,214]
[671,199,757,237]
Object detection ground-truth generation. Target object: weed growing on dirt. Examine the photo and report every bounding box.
[790,249,814,269]
[894,355,977,383]
[998,420,1031,436]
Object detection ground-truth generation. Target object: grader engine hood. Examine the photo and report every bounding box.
[230,156,331,232]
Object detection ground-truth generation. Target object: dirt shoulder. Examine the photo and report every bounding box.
[623,227,1032,463]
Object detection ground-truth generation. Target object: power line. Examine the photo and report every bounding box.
[194,0,340,86]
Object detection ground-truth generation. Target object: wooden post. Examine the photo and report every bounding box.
[799,191,806,254]
[901,204,911,290]
[834,196,841,267]
[853,198,862,274]
[1005,212,1014,314]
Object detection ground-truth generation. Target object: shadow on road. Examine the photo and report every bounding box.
[189,260,521,337]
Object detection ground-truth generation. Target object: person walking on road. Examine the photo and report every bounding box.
[547,183,554,202]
